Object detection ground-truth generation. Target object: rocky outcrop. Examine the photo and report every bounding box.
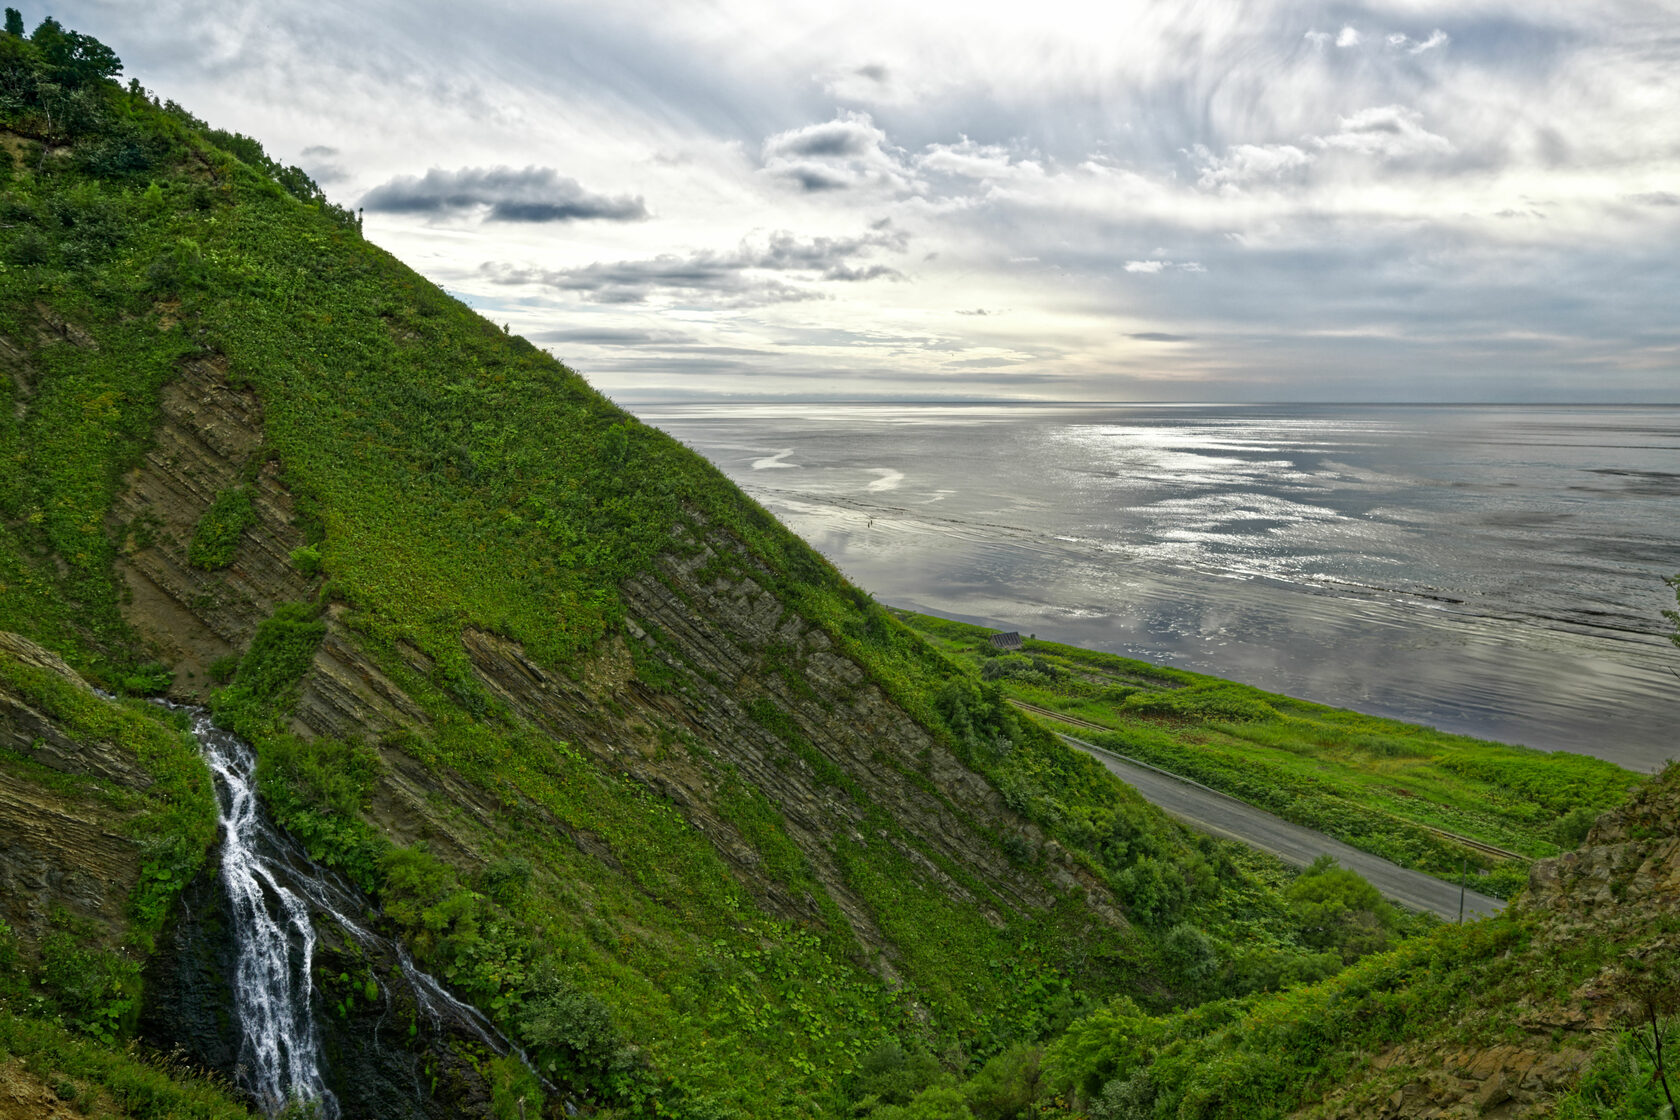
[0,633,146,954]
[108,354,315,695]
[1301,768,1679,1119]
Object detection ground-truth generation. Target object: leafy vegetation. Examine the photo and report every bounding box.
[186,486,256,569]
[0,1006,247,1119]
[897,611,1638,898]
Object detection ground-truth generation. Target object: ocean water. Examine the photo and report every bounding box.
[633,402,1680,772]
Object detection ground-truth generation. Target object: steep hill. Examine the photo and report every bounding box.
[0,17,1410,1120]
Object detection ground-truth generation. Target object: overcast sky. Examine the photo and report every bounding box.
[45,0,1680,402]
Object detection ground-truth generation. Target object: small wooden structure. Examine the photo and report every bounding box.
[988,631,1023,651]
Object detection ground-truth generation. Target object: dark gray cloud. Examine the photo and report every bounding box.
[485,258,823,307]
[760,112,911,193]
[485,226,907,306]
[1128,332,1192,342]
[769,120,878,158]
[1626,191,1680,207]
[297,143,347,184]
[361,166,647,222]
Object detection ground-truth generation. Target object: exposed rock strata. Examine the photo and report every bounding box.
[0,633,145,953]
[108,354,314,695]
[102,349,1124,965]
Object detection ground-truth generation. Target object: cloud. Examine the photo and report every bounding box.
[1192,142,1312,191]
[1313,106,1453,161]
[1387,30,1450,55]
[1336,27,1360,48]
[1123,260,1202,275]
[482,226,908,306]
[918,137,1044,184]
[531,327,693,345]
[297,143,347,184]
[361,166,647,222]
[1129,332,1192,341]
[760,111,914,193]
[1627,191,1680,207]
[1189,106,1451,196]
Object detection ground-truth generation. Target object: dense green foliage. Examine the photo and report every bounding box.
[186,486,256,569]
[0,650,219,1105]
[0,656,216,948]
[899,612,1638,898]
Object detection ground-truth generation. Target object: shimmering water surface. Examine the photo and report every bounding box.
[634,402,1680,772]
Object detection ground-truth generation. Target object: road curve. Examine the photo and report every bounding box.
[1058,732,1506,921]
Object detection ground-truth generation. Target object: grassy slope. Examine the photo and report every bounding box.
[898,611,1639,899]
[0,23,1446,1119]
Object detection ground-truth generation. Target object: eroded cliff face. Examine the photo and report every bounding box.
[0,632,147,957]
[108,352,1122,977]
[109,354,315,696]
[1301,769,1680,1120]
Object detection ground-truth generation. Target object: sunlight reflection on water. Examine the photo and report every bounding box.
[639,402,1680,771]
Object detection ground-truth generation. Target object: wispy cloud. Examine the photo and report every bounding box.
[481,226,908,306]
[760,111,916,193]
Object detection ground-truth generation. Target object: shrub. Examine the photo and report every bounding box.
[1553,805,1598,849]
[1284,855,1402,964]
[187,487,256,570]
[289,544,322,578]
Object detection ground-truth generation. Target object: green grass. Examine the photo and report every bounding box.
[896,611,1640,898]
[0,1010,247,1119]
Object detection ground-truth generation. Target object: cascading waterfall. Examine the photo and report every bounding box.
[193,709,339,1119]
[176,705,560,1118]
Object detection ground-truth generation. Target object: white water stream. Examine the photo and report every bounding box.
[193,710,339,1119]
[181,706,559,1117]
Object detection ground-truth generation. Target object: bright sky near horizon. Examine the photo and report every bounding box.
[42,0,1680,402]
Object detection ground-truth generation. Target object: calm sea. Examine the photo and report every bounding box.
[632,402,1680,772]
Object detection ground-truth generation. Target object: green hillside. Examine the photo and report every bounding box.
[897,611,1639,899]
[0,15,1669,1120]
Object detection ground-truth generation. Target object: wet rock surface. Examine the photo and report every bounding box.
[141,748,531,1120]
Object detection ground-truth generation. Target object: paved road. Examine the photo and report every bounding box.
[1058,733,1506,921]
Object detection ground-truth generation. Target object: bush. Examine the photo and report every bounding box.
[1089,1070,1155,1120]
[289,544,322,578]
[188,487,256,570]
[1123,683,1277,723]
[1284,855,1402,964]
[1553,805,1598,849]
[519,974,631,1093]
[964,1044,1044,1120]
[852,1041,945,1111]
